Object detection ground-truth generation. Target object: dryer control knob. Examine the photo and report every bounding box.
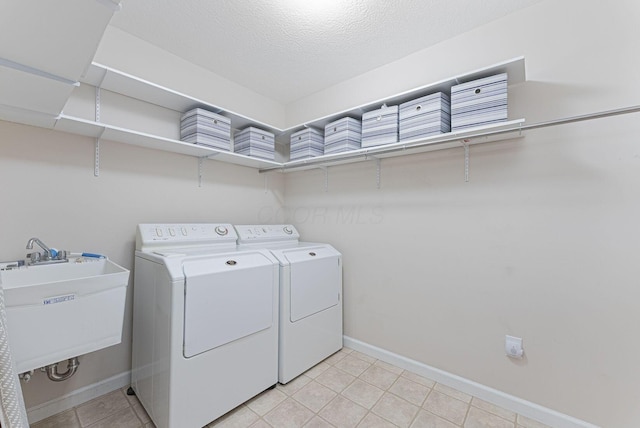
[283,226,293,234]
[215,226,229,236]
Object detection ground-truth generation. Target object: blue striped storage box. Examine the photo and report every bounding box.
[180,108,231,151]
[361,105,398,147]
[290,128,324,160]
[399,92,450,141]
[451,73,507,131]
[234,127,275,160]
[324,117,361,154]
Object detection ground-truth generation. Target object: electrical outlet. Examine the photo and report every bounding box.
[505,335,524,359]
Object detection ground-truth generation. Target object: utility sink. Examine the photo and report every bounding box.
[0,257,130,373]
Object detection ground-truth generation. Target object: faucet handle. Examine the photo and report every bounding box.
[27,252,41,264]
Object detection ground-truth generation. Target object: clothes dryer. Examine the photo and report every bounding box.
[235,224,342,384]
[132,224,279,428]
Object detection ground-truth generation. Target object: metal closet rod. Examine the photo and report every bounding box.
[263,104,640,173]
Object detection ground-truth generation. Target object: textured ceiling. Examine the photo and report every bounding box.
[110,0,541,104]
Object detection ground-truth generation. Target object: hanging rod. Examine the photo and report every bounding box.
[259,104,640,173]
[0,58,79,87]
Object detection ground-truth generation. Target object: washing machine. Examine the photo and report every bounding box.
[235,224,342,384]
[132,224,279,428]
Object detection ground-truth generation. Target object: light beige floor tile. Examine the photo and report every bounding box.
[357,412,397,428]
[516,414,551,428]
[249,420,272,428]
[342,379,385,409]
[350,351,377,364]
[31,409,81,428]
[279,375,313,396]
[471,397,516,422]
[305,415,337,427]
[318,395,368,428]
[422,390,469,426]
[389,377,431,406]
[464,407,514,428]
[145,423,155,428]
[315,366,356,393]
[305,362,331,379]
[433,384,471,404]
[371,392,419,428]
[410,410,459,428]
[359,366,399,390]
[324,350,350,365]
[210,405,259,428]
[373,360,403,375]
[342,347,355,354]
[76,389,131,427]
[85,407,142,428]
[335,355,373,377]
[293,381,337,412]
[246,388,287,416]
[263,398,314,428]
[400,371,436,389]
[133,402,151,425]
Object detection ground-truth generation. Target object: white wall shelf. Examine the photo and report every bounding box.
[54,115,283,169]
[81,63,282,137]
[261,119,526,173]
[80,57,525,145]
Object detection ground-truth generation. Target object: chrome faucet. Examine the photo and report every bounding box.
[25,237,67,265]
[26,237,52,259]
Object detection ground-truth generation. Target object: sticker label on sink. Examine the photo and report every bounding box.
[43,294,76,305]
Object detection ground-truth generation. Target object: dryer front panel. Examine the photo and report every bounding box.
[285,248,341,322]
[182,253,275,358]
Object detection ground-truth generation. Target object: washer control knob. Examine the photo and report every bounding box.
[155,228,163,237]
[181,227,188,236]
[283,226,293,234]
[215,226,229,236]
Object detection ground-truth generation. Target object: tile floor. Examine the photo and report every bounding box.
[31,347,552,428]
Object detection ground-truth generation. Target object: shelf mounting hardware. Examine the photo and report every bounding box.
[461,139,470,182]
[94,128,105,177]
[198,157,204,187]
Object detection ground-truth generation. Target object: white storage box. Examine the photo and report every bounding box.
[180,108,231,151]
[399,92,450,141]
[451,73,507,131]
[361,105,398,147]
[324,117,361,154]
[234,127,275,160]
[290,128,324,160]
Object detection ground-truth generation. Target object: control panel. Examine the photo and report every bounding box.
[136,224,237,250]
[235,224,300,243]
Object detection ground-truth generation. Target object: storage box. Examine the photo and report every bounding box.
[399,92,450,141]
[324,117,361,154]
[361,105,398,147]
[234,127,275,160]
[451,73,507,131]
[290,127,324,160]
[180,108,231,151]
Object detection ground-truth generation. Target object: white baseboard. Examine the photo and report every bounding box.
[343,336,599,428]
[26,370,131,424]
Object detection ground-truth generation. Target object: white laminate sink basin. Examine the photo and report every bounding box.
[0,257,130,373]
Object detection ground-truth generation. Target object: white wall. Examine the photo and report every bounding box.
[0,120,285,408]
[282,1,640,427]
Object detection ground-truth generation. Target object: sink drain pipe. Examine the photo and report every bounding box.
[0,287,29,427]
[44,357,80,381]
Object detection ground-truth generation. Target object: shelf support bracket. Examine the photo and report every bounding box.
[94,128,105,177]
[461,139,470,182]
[198,157,204,187]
